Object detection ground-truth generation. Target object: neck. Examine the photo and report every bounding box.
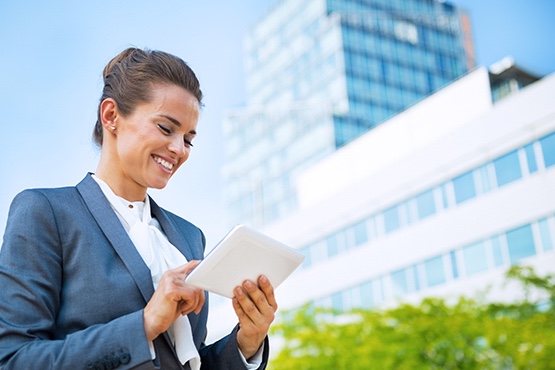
[95,158,147,202]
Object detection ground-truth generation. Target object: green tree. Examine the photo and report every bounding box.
[270,266,555,369]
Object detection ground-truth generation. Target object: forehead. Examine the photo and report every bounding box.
[148,84,200,125]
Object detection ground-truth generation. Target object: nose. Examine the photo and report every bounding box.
[168,135,188,159]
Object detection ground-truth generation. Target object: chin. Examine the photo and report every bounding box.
[148,178,171,190]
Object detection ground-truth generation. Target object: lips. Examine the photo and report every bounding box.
[153,155,174,172]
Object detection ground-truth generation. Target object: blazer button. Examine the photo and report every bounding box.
[119,351,131,364]
[89,362,106,370]
[107,353,121,367]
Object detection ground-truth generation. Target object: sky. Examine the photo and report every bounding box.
[1,0,554,249]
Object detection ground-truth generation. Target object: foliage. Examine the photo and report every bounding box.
[269,266,555,369]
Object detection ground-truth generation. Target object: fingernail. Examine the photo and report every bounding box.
[260,275,268,284]
[244,280,253,289]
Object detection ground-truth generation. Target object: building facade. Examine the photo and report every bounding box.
[208,65,555,343]
[222,0,474,228]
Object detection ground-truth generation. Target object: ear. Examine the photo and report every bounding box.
[99,98,118,131]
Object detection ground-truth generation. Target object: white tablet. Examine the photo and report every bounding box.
[185,225,305,298]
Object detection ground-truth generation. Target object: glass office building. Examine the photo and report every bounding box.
[208,65,554,343]
[223,0,474,228]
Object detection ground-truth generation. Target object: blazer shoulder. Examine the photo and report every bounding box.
[10,186,81,211]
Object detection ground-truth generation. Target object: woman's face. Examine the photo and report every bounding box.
[107,83,200,200]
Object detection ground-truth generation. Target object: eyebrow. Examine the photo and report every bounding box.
[159,114,197,135]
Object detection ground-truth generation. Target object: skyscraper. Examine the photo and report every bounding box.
[223,0,474,228]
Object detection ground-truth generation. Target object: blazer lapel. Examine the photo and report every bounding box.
[149,198,196,262]
[76,174,155,303]
[149,197,204,331]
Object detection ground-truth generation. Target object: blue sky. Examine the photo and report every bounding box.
[1,0,554,248]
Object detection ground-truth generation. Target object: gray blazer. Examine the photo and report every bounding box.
[0,174,268,370]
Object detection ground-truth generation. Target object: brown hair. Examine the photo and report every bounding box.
[93,47,203,147]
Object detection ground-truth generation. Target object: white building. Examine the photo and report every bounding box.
[206,64,555,343]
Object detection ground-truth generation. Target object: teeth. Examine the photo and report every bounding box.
[154,156,173,171]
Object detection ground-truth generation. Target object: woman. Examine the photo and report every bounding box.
[0,48,276,369]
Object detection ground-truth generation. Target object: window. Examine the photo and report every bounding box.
[463,242,488,276]
[412,266,421,291]
[424,256,446,287]
[538,218,553,251]
[450,251,459,279]
[524,144,538,174]
[383,205,400,233]
[327,234,340,257]
[506,224,536,264]
[416,189,436,219]
[541,132,555,168]
[490,236,505,267]
[391,269,408,296]
[452,171,476,204]
[360,281,374,309]
[477,164,494,194]
[439,183,450,209]
[494,150,522,187]
[331,291,344,311]
[353,220,368,246]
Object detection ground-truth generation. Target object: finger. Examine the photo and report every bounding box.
[177,260,202,275]
[232,293,252,325]
[193,290,206,315]
[258,275,277,311]
[179,291,200,316]
[233,286,259,323]
[242,279,275,318]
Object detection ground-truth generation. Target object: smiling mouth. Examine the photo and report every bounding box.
[153,155,174,172]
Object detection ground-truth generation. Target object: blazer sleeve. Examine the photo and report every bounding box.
[0,190,156,370]
[198,326,269,370]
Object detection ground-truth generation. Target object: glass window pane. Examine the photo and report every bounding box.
[463,242,488,276]
[541,132,555,168]
[331,291,343,311]
[440,183,449,209]
[327,234,339,257]
[383,205,400,233]
[391,269,408,296]
[424,256,446,287]
[450,251,459,279]
[506,224,536,264]
[416,189,436,219]
[478,164,493,193]
[353,220,368,246]
[453,171,476,204]
[360,281,374,309]
[524,144,537,173]
[494,150,522,187]
[538,218,553,251]
[412,266,421,291]
[491,236,504,267]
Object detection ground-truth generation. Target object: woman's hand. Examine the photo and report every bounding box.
[143,261,205,341]
[232,275,278,360]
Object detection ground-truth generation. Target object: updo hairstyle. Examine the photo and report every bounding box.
[93,47,203,147]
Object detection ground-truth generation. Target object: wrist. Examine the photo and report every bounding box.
[237,330,263,360]
[143,309,163,342]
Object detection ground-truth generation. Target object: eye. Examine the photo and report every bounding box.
[157,124,172,135]
[184,137,194,148]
